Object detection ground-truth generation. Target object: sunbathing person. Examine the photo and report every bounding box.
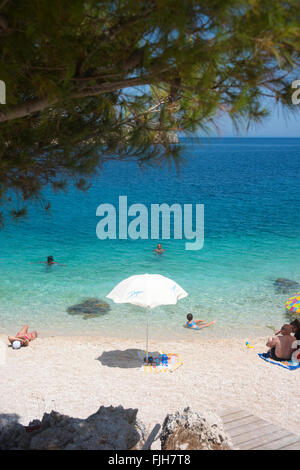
[8,325,37,349]
[266,323,295,361]
[186,313,216,330]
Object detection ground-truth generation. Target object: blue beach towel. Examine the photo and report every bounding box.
[258,352,300,370]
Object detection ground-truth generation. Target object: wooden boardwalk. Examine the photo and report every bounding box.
[218,408,300,450]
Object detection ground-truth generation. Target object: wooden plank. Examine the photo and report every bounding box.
[279,440,300,450]
[224,414,265,432]
[233,423,273,445]
[253,433,300,451]
[238,430,292,450]
[218,409,300,451]
[228,418,271,438]
[221,410,252,424]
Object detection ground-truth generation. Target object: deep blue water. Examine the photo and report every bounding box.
[0,137,299,339]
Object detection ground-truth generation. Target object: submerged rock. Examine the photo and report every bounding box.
[67,298,110,319]
[0,406,146,450]
[274,278,300,294]
[160,407,234,450]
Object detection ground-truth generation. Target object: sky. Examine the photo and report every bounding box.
[211,101,300,138]
[128,85,300,138]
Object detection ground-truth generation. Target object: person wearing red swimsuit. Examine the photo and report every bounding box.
[8,325,38,347]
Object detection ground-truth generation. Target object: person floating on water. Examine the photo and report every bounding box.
[186,313,216,330]
[8,325,37,349]
[32,256,66,266]
[153,243,166,255]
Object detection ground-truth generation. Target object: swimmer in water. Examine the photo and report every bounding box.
[186,313,216,330]
[153,244,166,255]
[31,256,66,266]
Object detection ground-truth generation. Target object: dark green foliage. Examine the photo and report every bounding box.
[0,0,299,222]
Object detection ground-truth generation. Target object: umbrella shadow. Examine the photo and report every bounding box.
[96,348,161,369]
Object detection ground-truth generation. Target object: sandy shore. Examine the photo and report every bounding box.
[1,334,300,446]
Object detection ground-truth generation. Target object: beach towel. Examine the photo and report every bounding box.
[137,350,183,373]
[258,353,300,370]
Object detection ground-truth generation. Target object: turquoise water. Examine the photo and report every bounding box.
[0,138,299,339]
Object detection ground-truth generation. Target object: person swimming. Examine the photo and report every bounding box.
[153,243,166,255]
[186,313,216,330]
[32,256,66,266]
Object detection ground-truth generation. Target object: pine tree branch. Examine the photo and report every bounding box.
[0,76,152,122]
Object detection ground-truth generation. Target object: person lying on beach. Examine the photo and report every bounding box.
[32,256,66,266]
[153,244,166,255]
[186,313,216,330]
[8,325,37,349]
[266,323,295,361]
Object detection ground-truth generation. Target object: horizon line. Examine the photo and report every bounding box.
[179,135,300,138]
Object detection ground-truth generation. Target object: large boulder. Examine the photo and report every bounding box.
[160,407,234,450]
[274,278,300,294]
[66,298,110,320]
[0,422,30,450]
[0,406,146,450]
[0,406,236,450]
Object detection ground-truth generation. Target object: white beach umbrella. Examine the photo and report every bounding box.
[106,273,188,360]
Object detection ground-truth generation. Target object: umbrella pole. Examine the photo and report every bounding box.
[146,308,149,362]
[146,307,152,362]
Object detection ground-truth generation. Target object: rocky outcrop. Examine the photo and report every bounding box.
[160,407,234,450]
[0,406,146,450]
[0,422,30,450]
[274,278,300,294]
[0,406,234,450]
[66,298,110,320]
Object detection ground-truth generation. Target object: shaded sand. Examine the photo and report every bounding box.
[1,334,300,446]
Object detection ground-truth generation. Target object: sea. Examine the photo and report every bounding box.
[0,137,299,340]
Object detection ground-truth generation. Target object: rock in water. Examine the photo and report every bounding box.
[0,406,146,450]
[274,278,300,294]
[67,298,110,319]
[160,407,234,450]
